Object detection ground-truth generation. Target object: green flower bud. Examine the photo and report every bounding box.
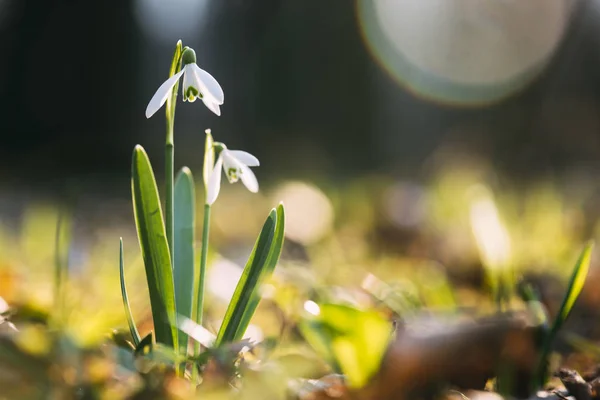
[182,48,197,65]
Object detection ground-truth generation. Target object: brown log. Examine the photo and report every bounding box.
[357,312,540,400]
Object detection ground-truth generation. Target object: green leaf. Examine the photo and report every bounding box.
[535,241,594,387]
[173,167,196,354]
[233,203,286,341]
[552,241,594,334]
[131,145,177,348]
[119,238,141,347]
[215,206,281,346]
[299,303,393,388]
[52,209,70,328]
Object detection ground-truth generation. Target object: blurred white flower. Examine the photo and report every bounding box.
[146,48,224,118]
[206,147,259,205]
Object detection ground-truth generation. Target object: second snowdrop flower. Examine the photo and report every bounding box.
[146,48,224,118]
[206,144,260,205]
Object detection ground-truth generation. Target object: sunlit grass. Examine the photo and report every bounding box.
[0,163,598,398]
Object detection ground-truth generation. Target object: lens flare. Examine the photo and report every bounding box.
[133,0,210,44]
[303,300,321,316]
[357,0,574,106]
[468,185,511,269]
[272,181,334,245]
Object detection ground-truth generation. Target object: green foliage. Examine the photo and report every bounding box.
[131,145,177,349]
[534,241,594,387]
[299,303,392,389]
[192,130,215,364]
[215,204,286,346]
[51,209,72,329]
[119,238,141,347]
[164,41,185,277]
[234,204,286,341]
[173,168,196,353]
[552,241,594,334]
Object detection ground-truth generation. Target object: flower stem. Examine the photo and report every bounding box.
[53,209,66,328]
[165,41,184,264]
[192,203,211,380]
[164,42,184,378]
[165,141,174,262]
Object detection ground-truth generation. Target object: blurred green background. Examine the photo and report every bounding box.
[2,0,600,347]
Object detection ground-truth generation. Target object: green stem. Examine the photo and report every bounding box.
[163,41,184,376]
[165,140,174,262]
[192,203,211,380]
[164,41,184,264]
[53,210,65,327]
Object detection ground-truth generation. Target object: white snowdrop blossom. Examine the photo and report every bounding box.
[206,146,260,205]
[146,48,224,118]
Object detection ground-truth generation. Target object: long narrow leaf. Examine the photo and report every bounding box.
[233,203,285,341]
[173,167,196,354]
[131,145,177,348]
[119,238,141,347]
[215,208,278,346]
[52,208,70,328]
[550,241,594,335]
[535,241,594,387]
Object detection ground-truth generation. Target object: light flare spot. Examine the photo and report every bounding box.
[468,185,511,269]
[304,300,320,316]
[272,181,333,245]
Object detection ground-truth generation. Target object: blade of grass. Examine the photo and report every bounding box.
[535,241,594,387]
[233,203,285,341]
[52,209,65,327]
[119,238,141,347]
[131,145,178,348]
[215,208,278,346]
[52,207,71,329]
[551,241,594,334]
[173,167,196,354]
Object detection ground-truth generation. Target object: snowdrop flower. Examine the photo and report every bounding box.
[146,48,224,118]
[206,145,260,205]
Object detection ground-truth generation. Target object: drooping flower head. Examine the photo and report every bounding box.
[206,142,260,205]
[146,48,224,118]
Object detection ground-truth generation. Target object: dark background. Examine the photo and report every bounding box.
[1,0,600,193]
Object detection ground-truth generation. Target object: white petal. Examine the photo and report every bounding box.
[222,150,243,173]
[206,156,223,205]
[239,164,259,193]
[228,150,259,167]
[145,69,185,118]
[202,97,221,116]
[190,64,224,105]
[182,64,198,102]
